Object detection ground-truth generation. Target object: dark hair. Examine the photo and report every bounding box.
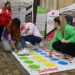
[4,1,11,11]
[54,16,60,25]
[12,18,21,27]
[5,1,11,7]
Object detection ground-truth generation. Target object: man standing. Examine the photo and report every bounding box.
[0,1,12,41]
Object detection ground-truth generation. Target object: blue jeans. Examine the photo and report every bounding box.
[21,35,42,48]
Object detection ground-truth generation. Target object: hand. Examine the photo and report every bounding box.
[14,48,18,53]
[61,39,68,43]
[12,47,18,53]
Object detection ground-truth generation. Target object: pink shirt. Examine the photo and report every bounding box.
[21,22,42,37]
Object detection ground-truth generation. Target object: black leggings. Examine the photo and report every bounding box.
[21,35,42,48]
[0,25,4,41]
[52,41,75,57]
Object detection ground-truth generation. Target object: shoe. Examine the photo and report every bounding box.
[61,55,72,63]
[17,48,29,55]
[32,45,39,50]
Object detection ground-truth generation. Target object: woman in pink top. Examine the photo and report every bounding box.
[20,22,43,51]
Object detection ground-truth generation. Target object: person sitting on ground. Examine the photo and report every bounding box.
[19,22,44,55]
[2,18,21,52]
[49,15,75,57]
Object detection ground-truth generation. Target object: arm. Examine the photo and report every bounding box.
[9,40,17,51]
[66,26,75,43]
[49,30,58,52]
[49,30,58,57]
[26,23,34,36]
[26,31,32,36]
[0,9,2,18]
[0,9,2,14]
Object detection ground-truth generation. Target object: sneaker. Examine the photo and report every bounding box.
[17,48,29,55]
[61,55,72,63]
[32,45,39,50]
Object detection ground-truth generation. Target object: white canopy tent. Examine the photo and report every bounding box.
[60,3,75,16]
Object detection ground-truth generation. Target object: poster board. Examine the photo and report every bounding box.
[47,10,59,34]
[36,6,47,32]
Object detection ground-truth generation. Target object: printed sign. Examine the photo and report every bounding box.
[47,10,59,33]
[36,6,47,32]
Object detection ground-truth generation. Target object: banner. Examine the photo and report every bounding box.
[47,10,59,33]
[36,6,47,36]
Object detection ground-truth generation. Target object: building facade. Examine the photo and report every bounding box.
[40,0,57,10]
[40,0,75,9]
[57,0,75,8]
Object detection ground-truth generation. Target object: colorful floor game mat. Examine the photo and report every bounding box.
[12,48,75,75]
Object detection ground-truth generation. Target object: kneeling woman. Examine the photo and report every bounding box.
[49,15,75,57]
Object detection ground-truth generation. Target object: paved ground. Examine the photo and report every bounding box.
[0,48,23,75]
[0,39,75,75]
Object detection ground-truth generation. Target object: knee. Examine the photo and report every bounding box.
[52,41,61,49]
[52,42,57,48]
[20,36,25,41]
[38,38,42,43]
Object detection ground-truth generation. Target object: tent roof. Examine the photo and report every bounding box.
[60,3,75,16]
